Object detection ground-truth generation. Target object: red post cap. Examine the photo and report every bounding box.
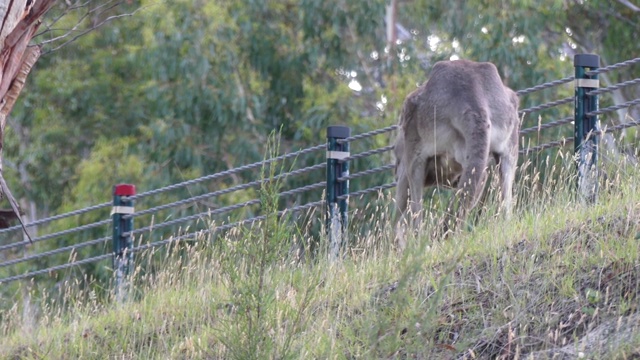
[113,184,136,196]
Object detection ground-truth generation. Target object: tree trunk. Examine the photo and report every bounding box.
[0,0,55,234]
[385,0,397,54]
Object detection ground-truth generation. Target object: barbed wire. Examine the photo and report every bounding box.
[0,197,325,284]
[587,98,640,117]
[282,199,326,215]
[127,163,325,219]
[0,144,325,239]
[223,200,326,234]
[516,76,574,96]
[128,143,326,201]
[129,231,210,254]
[336,125,398,144]
[211,216,266,235]
[519,118,640,155]
[519,97,573,115]
[0,202,111,236]
[519,138,574,154]
[339,145,395,163]
[0,236,110,269]
[338,164,395,183]
[125,181,325,237]
[599,119,640,135]
[126,199,262,237]
[218,199,325,230]
[588,78,640,96]
[337,182,397,201]
[130,200,327,254]
[587,57,640,76]
[519,116,574,135]
[0,253,112,285]
[516,58,640,98]
[6,56,640,286]
[0,219,111,253]
[279,181,325,197]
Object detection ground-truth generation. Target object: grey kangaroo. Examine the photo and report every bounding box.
[394,59,520,245]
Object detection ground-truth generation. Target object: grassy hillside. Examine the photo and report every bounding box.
[2,158,640,359]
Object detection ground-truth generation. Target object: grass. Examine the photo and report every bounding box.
[2,152,640,359]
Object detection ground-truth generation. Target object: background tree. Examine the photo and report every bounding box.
[0,0,55,232]
[0,0,142,230]
[2,0,639,299]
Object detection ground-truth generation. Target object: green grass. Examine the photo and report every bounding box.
[2,156,640,359]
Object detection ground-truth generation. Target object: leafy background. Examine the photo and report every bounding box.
[1,0,639,297]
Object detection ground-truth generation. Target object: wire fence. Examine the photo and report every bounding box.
[1,54,639,288]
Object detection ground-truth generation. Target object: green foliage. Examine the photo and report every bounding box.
[3,0,620,214]
[2,0,640,312]
[212,133,316,359]
[2,149,640,359]
[66,137,148,208]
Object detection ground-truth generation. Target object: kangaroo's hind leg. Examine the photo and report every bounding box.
[448,109,491,230]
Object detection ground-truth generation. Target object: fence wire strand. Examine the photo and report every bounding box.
[130,200,327,255]
[0,236,110,269]
[128,163,324,219]
[0,219,111,252]
[337,182,397,201]
[126,199,262,237]
[0,253,112,285]
[279,181,326,197]
[519,97,573,115]
[520,138,574,154]
[129,144,326,201]
[336,125,398,144]
[589,77,640,96]
[599,119,640,135]
[126,181,325,237]
[338,164,395,182]
[0,197,326,284]
[587,98,640,117]
[516,76,574,96]
[587,57,640,76]
[6,55,640,286]
[520,116,574,135]
[340,145,394,163]
[0,144,326,237]
[128,182,326,236]
[0,202,111,236]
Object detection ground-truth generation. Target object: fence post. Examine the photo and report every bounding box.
[574,54,600,203]
[112,184,135,301]
[326,126,350,260]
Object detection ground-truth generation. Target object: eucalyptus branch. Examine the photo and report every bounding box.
[616,0,640,12]
[36,0,119,38]
[34,0,151,55]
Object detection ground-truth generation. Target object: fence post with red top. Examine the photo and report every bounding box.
[112,184,135,301]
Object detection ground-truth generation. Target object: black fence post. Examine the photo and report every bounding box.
[112,184,135,301]
[326,126,350,260]
[574,54,600,203]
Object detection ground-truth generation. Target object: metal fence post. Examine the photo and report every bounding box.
[112,184,135,301]
[574,54,600,203]
[326,126,350,260]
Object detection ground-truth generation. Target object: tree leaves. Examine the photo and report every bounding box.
[3,1,639,292]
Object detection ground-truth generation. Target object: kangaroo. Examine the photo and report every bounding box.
[394,59,520,245]
[394,128,463,190]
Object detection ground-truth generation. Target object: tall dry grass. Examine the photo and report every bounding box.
[1,146,640,359]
